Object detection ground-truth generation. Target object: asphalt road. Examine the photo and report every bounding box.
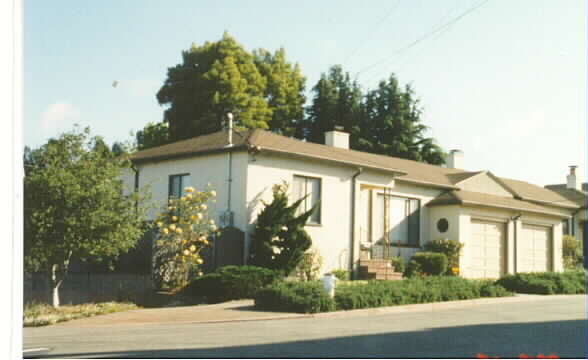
[24,295,587,359]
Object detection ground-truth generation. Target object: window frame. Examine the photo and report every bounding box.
[168,173,191,201]
[293,174,322,226]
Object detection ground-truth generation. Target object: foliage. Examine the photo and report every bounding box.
[404,252,448,278]
[254,281,336,313]
[334,277,511,311]
[179,265,281,303]
[136,121,171,150]
[562,235,582,270]
[423,239,464,275]
[24,127,151,307]
[155,32,305,144]
[23,301,138,327]
[496,270,587,295]
[249,182,316,275]
[330,269,351,281]
[152,185,218,289]
[390,256,406,273]
[295,247,324,281]
[301,66,445,165]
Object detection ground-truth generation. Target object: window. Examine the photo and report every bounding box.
[168,174,191,200]
[375,194,420,247]
[292,175,321,224]
[562,219,570,236]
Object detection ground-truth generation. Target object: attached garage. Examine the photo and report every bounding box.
[469,219,506,278]
[519,224,552,272]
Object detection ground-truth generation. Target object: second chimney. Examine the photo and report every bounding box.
[447,149,464,169]
[567,165,579,190]
[324,126,349,149]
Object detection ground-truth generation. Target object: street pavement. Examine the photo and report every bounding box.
[24,295,587,359]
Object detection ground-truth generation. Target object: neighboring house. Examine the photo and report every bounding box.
[123,128,582,279]
[545,167,587,265]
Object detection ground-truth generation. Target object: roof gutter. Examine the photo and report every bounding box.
[130,144,249,165]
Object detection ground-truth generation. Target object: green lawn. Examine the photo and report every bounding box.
[24,301,139,327]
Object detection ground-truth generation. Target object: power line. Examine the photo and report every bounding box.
[354,0,490,79]
[342,0,400,67]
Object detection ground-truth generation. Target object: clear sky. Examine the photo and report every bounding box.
[23,0,586,187]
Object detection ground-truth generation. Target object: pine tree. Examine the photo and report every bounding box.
[249,183,316,275]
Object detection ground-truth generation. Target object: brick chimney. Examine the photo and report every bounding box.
[324,126,349,149]
[566,165,579,190]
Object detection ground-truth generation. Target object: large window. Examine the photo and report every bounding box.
[168,173,191,200]
[374,194,420,247]
[292,175,321,225]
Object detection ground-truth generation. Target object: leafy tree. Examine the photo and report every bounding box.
[249,182,316,275]
[24,127,151,307]
[303,65,363,144]
[136,121,171,151]
[358,75,445,165]
[155,32,305,143]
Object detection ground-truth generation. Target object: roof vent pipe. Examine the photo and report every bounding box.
[227,112,233,147]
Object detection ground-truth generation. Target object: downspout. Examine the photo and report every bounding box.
[226,112,234,227]
[131,164,139,213]
[511,213,521,273]
[350,167,363,279]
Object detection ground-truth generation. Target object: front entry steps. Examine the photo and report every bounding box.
[358,259,403,280]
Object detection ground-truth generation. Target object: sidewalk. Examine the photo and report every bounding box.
[53,294,585,328]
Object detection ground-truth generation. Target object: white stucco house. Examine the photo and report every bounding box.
[123,128,583,279]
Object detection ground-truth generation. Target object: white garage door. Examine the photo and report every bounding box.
[519,224,552,272]
[469,219,506,278]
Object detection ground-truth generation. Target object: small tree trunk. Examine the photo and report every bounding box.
[49,264,63,308]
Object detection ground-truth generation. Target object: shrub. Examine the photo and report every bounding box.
[254,281,336,313]
[390,256,405,273]
[404,252,448,277]
[424,239,463,275]
[496,270,587,295]
[179,265,281,303]
[331,269,350,281]
[295,247,323,281]
[562,235,581,270]
[334,277,512,311]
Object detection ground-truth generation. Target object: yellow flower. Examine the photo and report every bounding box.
[197,271,203,276]
[200,204,208,211]
[172,216,178,222]
[189,245,196,252]
[208,219,215,225]
[210,224,218,232]
[186,193,193,200]
[196,258,203,264]
[181,196,187,202]
[175,227,183,234]
[156,222,163,228]
[196,213,203,220]
[210,190,217,197]
[185,186,194,193]
[182,239,187,244]
[162,228,169,235]
[183,249,190,256]
[169,224,176,231]
[202,239,209,245]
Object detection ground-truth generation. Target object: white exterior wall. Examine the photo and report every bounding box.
[127,152,249,231]
[246,153,358,274]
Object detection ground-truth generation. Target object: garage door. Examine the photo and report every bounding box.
[519,224,552,272]
[469,219,506,278]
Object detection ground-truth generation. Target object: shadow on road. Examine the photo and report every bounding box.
[29,319,587,359]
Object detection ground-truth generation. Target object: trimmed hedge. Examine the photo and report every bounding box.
[404,252,448,277]
[334,277,511,310]
[179,265,281,303]
[496,270,587,295]
[423,239,463,274]
[330,269,350,281]
[254,281,336,313]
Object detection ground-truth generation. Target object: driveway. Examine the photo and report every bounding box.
[24,295,587,358]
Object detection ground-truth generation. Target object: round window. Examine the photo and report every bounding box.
[437,218,449,233]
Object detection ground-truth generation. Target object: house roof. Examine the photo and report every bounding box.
[426,190,569,218]
[130,128,581,209]
[544,184,587,208]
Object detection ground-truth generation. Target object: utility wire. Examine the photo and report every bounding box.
[354,0,490,78]
[342,0,400,67]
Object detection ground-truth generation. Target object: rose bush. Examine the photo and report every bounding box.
[152,185,219,289]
